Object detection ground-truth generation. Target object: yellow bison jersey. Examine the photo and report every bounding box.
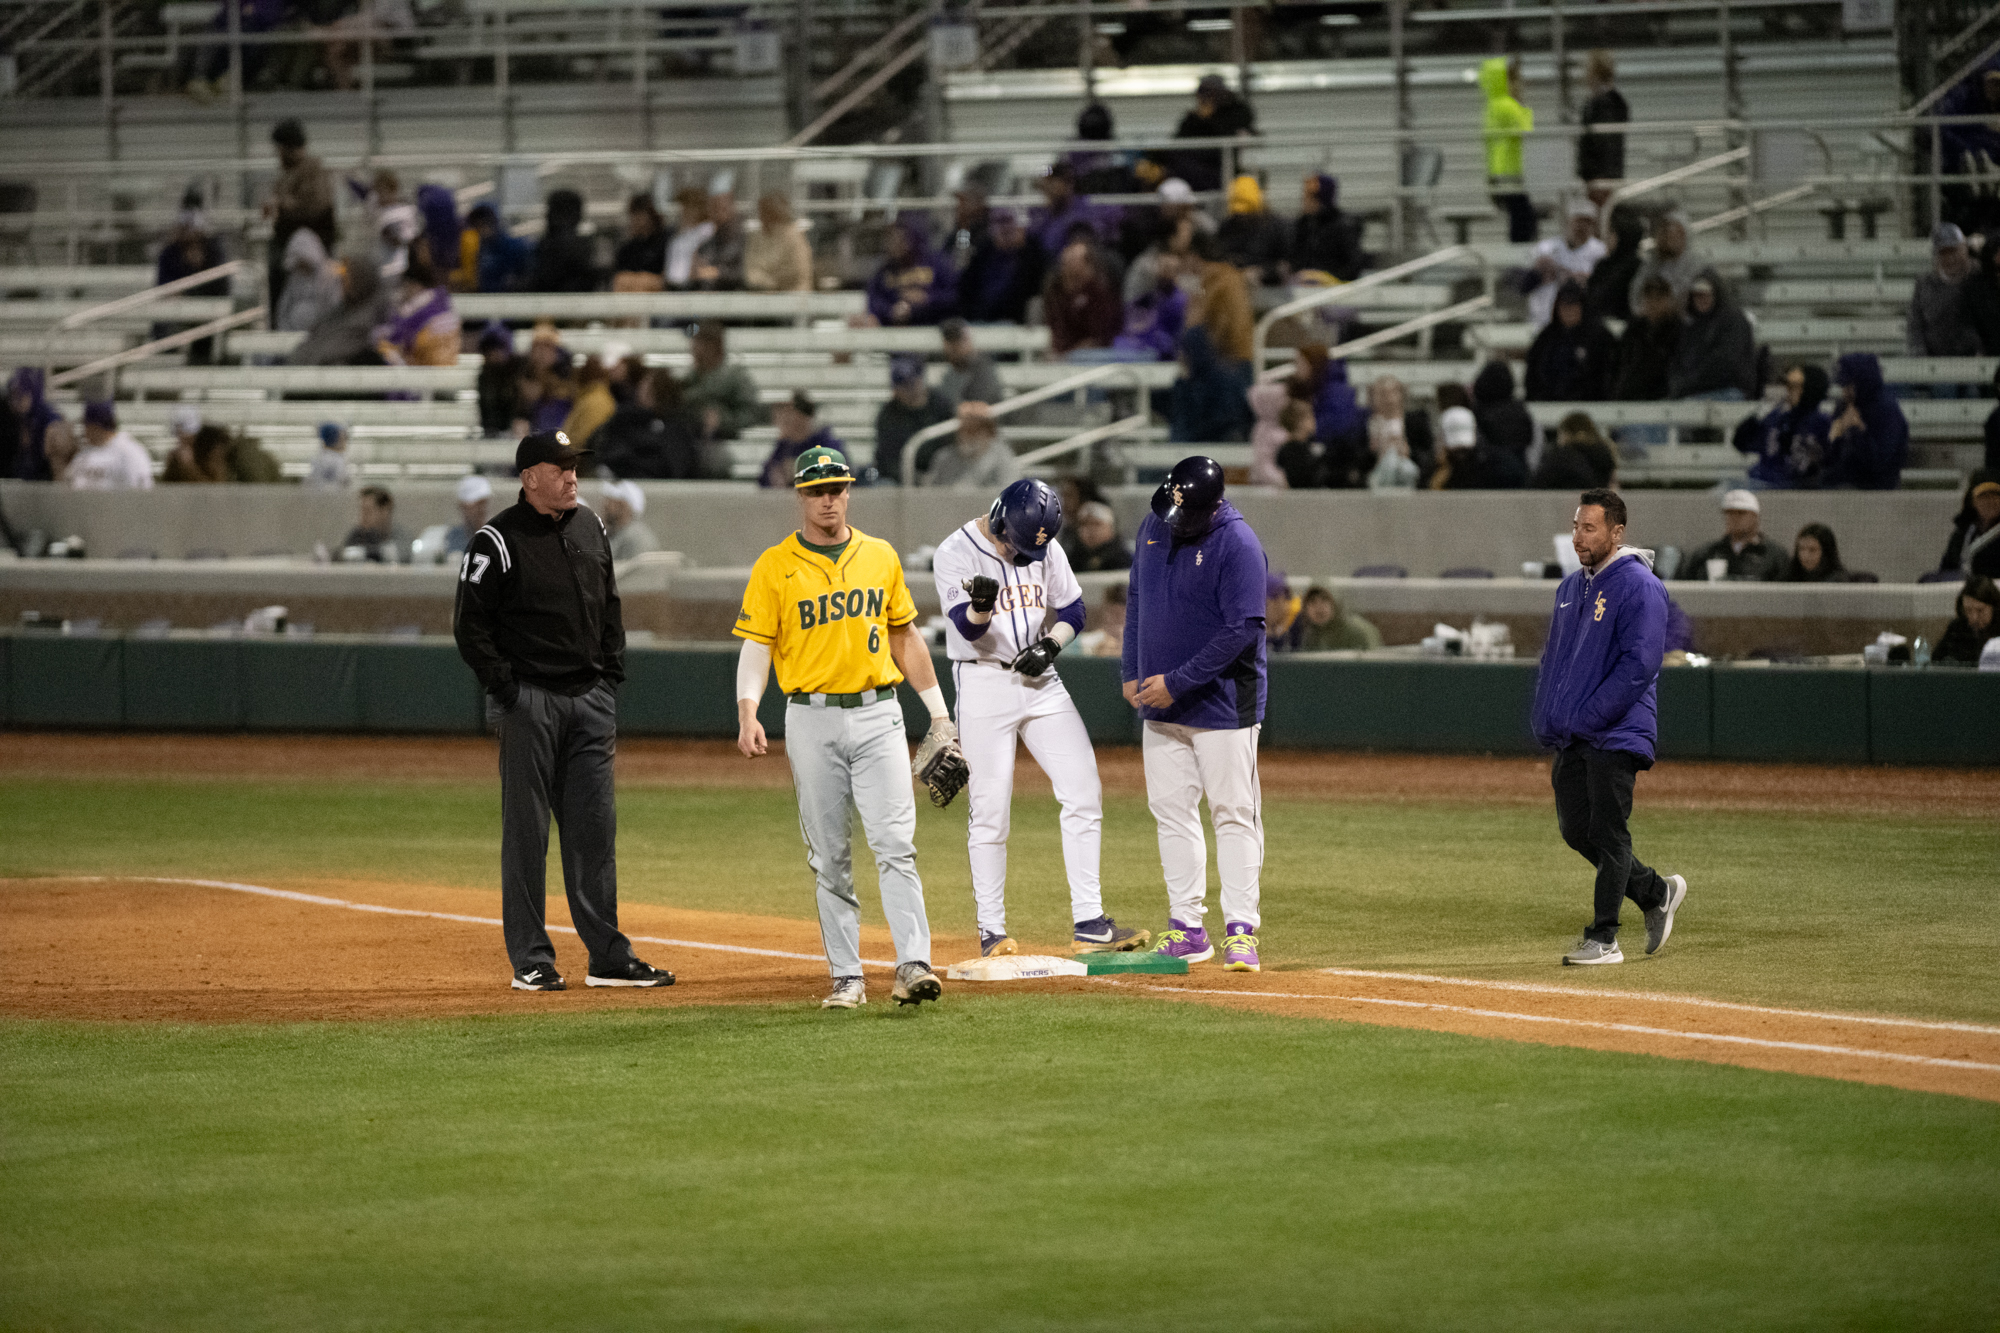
[734,526,919,697]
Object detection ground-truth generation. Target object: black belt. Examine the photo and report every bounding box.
[788,687,896,708]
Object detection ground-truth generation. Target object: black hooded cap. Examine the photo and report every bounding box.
[545,189,584,233]
[1472,360,1516,405]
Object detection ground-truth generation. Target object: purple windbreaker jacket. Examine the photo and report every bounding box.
[1530,546,1667,764]
[1121,500,1269,729]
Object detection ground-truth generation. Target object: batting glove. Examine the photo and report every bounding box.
[1010,636,1062,678]
[963,575,1000,613]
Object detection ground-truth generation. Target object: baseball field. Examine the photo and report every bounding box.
[3,732,1997,1330]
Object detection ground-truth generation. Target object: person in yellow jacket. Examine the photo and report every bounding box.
[1479,56,1537,242]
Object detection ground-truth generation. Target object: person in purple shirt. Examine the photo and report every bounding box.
[1531,487,1689,966]
[1029,162,1118,261]
[1121,456,1269,973]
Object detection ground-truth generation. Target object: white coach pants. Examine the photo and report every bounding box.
[1142,720,1262,930]
[954,664,1104,936]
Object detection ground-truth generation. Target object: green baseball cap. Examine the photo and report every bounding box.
[793,445,854,489]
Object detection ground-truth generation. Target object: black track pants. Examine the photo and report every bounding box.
[1551,743,1668,943]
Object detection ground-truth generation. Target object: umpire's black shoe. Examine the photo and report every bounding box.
[586,957,676,988]
[511,965,567,991]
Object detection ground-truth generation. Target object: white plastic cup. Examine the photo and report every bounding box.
[1705,558,1728,582]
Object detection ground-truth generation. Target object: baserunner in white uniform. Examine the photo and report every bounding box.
[934,479,1149,958]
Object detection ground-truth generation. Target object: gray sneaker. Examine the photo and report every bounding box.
[820,976,866,1009]
[891,961,942,1006]
[1563,937,1624,966]
[1645,875,1688,955]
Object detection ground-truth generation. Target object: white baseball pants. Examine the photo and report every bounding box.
[953,663,1103,936]
[1142,720,1263,930]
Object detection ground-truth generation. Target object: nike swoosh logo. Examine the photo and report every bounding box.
[1147,540,1159,545]
[1559,601,1572,608]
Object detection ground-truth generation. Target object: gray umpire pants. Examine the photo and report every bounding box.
[492,679,636,973]
[784,694,932,978]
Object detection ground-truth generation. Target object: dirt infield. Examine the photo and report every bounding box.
[5,875,1996,1103]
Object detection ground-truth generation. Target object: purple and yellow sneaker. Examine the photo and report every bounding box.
[1221,922,1260,972]
[980,931,1017,957]
[1151,919,1213,964]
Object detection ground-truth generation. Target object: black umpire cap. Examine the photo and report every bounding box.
[515,429,590,472]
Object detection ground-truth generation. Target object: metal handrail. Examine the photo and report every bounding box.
[49,261,244,332]
[1258,295,1499,384]
[1009,413,1152,477]
[1250,244,1489,381]
[1687,183,1820,236]
[1606,147,1749,208]
[48,305,266,388]
[898,361,1151,486]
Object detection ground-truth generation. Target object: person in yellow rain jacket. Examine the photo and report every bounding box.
[1480,56,1537,242]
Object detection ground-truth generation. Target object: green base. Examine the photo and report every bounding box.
[1084,952,1189,975]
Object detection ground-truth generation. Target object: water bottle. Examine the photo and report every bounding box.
[1912,637,1930,668]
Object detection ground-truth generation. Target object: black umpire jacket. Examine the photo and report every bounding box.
[453,492,625,699]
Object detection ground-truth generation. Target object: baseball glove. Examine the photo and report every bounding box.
[912,717,970,808]
[962,575,999,613]
[1010,635,1061,678]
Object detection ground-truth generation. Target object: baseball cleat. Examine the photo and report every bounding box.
[1563,937,1624,966]
[1151,920,1214,964]
[821,976,867,1009]
[891,961,943,1006]
[980,932,1018,957]
[1644,874,1688,955]
[586,957,676,987]
[1071,915,1150,954]
[511,965,567,991]
[1221,923,1261,972]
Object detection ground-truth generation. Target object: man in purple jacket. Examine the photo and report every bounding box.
[1531,488,1689,966]
[1122,456,1270,972]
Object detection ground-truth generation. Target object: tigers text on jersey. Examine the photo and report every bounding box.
[734,526,918,696]
[933,520,1085,664]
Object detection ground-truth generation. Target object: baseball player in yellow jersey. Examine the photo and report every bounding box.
[734,445,958,1009]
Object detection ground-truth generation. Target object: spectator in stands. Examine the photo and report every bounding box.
[691,190,746,290]
[475,325,519,437]
[1361,375,1433,488]
[1586,204,1645,323]
[1732,363,1831,489]
[1293,344,1361,447]
[922,402,1021,490]
[1576,50,1628,198]
[1080,581,1127,658]
[682,323,763,470]
[1781,522,1849,583]
[1532,412,1617,490]
[341,486,404,563]
[1066,501,1132,573]
[1680,490,1786,581]
[1192,257,1254,369]
[1479,57,1536,242]
[1988,361,2000,475]
[65,402,153,491]
[1963,234,2000,359]
[1247,382,1288,487]
[593,368,701,481]
[560,358,618,452]
[874,355,953,486]
[276,228,342,333]
[417,185,464,289]
[1263,572,1302,652]
[1526,201,1606,332]
[1044,238,1123,358]
[1158,73,1256,194]
[611,194,668,292]
[1935,575,1999,665]
[1431,405,1526,490]
[1108,250,1190,360]
[958,207,1046,324]
[1293,586,1383,652]
[1525,281,1619,402]
[1940,473,2000,579]
[1289,174,1363,283]
[1216,176,1288,286]
[1827,353,1908,490]
[164,423,233,484]
[362,170,418,283]
[759,392,841,489]
[1168,324,1253,444]
[938,319,1006,408]
[1936,61,2000,235]
[1612,275,1682,401]
[527,190,598,293]
[1069,102,1137,196]
[305,422,351,490]
[516,323,574,435]
[444,474,492,556]
[154,202,229,364]
[1030,162,1113,258]
[598,480,661,562]
[264,119,335,313]
[865,215,956,327]
[1669,272,1757,400]
[1124,213,1203,304]
[1472,361,1536,461]
[466,205,532,293]
[745,193,813,293]
[288,255,390,366]
[1275,396,1325,489]
[663,187,712,289]
[379,259,461,367]
[947,182,991,263]
[1907,223,1982,358]
[165,404,202,468]
[1628,208,1704,313]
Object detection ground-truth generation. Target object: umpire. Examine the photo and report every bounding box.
[454,431,674,992]
[1531,487,1687,967]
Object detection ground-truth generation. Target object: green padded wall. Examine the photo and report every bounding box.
[1711,667,1871,764]
[1867,670,2000,767]
[241,640,360,731]
[8,634,122,726]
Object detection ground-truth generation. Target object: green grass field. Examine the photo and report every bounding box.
[3,767,1998,1329]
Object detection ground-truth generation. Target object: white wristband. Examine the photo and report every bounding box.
[1049,622,1076,648]
[917,684,949,720]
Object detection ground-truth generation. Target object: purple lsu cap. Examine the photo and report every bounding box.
[83,400,117,429]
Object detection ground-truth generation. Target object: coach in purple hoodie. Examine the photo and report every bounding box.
[1122,456,1269,973]
[1531,486,1688,967]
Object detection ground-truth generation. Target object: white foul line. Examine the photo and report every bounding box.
[1097,980,2000,1075]
[1318,968,2000,1037]
[77,877,898,970]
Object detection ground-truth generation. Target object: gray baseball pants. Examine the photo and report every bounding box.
[784,695,932,978]
[492,679,636,974]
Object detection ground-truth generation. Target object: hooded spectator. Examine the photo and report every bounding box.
[1430,405,1525,490]
[922,402,1021,489]
[527,190,597,293]
[1478,57,1536,241]
[265,118,335,312]
[1112,250,1190,359]
[276,227,342,333]
[1907,223,1982,357]
[379,258,461,367]
[1936,61,2000,234]
[1289,174,1363,282]
[1732,364,1832,489]
[1292,586,1383,652]
[69,401,154,490]
[1044,238,1123,357]
[682,322,763,468]
[1531,411,1618,490]
[1576,50,1628,189]
[466,204,532,293]
[1781,522,1849,583]
[759,392,843,489]
[599,480,662,562]
[1360,374,1434,487]
[611,193,668,290]
[1247,381,1289,487]
[866,215,957,326]
[288,255,391,366]
[1668,270,1758,400]
[938,320,1006,408]
[1066,501,1132,572]
[874,355,953,485]
[1628,207,1706,313]
[1030,162,1114,258]
[1068,101,1137,196]
[1472,360,1536,460]
[561,357,618,450]
[745,193,813,293]
[690,190,746,290]
[1934,575,1999,665]
[1525,281,1619,402]
[1941,472,2000,579]
[1154,73,1257,193]
[1612,275,1683,401]
[475,324,520,436]
[1168,326,1253,443]
[1294,344,1362,446]
[594,368,701,481]
[1586,204,1646,323]
[1525,199,1606,331]
[1680,489,1787,581]
[1216,176,1288,285]
[1827,353,1908,490]
[415,185,461,286]
[957,207,1047,324]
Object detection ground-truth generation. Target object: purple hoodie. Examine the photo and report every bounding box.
[866,217,958,326]
[1829,352,1908,491]
[1530,546,1667,764]
[1121,499,1269,729]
